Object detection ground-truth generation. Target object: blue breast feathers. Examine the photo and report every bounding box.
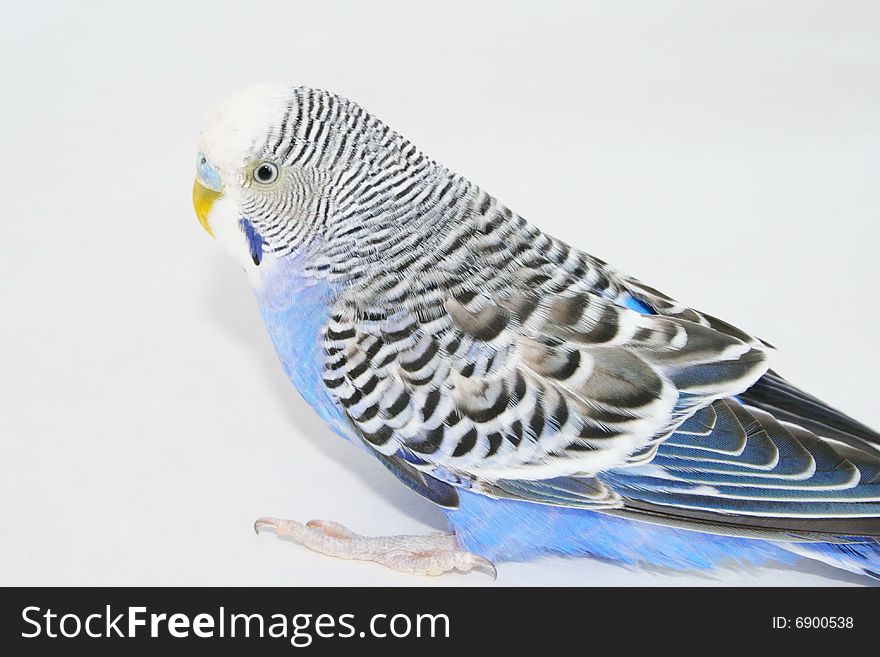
[255,262,354,442]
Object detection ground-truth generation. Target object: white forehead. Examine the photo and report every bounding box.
[198,83,292,176]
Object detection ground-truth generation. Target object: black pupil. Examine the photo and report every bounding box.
[257,165,274,182]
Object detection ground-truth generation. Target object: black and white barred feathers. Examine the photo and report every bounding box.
[238,87,880,540]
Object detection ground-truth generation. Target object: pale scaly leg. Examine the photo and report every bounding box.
[254,517,496,578]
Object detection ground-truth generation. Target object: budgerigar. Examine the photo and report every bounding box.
[192,85,880,580]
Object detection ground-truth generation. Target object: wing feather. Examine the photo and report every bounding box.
[322,276,772,506]
[319,222,879,528]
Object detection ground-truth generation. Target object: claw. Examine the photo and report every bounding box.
[254,516,281,535]
[470,555,498,580]
[306,519,357,539]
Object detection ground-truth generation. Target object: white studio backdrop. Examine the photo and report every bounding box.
[1,1,878,586]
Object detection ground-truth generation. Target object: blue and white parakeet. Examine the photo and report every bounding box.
[193,85,880,579]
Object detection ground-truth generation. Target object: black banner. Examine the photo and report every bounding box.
[0,586,873,653]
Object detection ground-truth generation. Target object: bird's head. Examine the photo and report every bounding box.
[193,84,447,281]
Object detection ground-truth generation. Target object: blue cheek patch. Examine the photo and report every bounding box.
[239,218,265,266]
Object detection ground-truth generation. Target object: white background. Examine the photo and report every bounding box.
[1,1,878,586]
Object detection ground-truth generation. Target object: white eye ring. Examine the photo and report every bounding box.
[253,162,279,184]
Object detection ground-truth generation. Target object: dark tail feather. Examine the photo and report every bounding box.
[740,370,880,453]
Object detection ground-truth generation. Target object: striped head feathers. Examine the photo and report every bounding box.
[193,84,447,281]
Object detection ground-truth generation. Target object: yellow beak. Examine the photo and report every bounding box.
[192,178,221,237]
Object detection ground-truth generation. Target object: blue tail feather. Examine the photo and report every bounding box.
[787,541,880,580]
[448,490,880,579]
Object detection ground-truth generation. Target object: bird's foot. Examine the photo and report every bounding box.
[254,517,496,578]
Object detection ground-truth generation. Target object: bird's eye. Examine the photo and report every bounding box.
[253,162,279,184]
